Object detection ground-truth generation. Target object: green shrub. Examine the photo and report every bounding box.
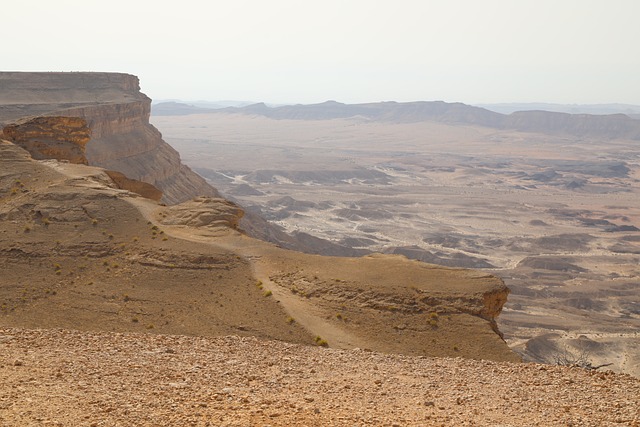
[314,336,328,347]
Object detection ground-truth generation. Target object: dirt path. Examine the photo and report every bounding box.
[124,198,370,350]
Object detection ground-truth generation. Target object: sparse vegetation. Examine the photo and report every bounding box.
[263,290,273,297]
[552,346,612,370]
[315,336,328,347]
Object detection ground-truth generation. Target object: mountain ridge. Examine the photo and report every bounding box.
[160,99,640,140]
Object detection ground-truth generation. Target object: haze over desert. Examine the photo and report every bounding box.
[2,1,640,425]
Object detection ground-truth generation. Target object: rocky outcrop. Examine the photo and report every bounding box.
[0,72,218,204]
[2,116,90,164]
[159,196,244,230]
[103,170,163,202]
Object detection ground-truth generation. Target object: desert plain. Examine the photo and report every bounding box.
[152,111,640,376]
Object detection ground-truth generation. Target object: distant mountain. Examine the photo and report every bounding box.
[151,101,220,116]
[217,100,640,140]
[477,103,640,116]
[151,100,285,115]
[224,100,505,125]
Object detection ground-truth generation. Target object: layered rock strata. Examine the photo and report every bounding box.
[2,116,90,164]
[0,72,218,204]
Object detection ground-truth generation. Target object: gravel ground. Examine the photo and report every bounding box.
[1,327,638,426]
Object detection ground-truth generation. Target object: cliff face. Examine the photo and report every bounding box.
[0,72,218,204]
[2,116,90,164]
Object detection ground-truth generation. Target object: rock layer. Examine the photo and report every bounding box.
[0,72,218,204]
[2,116,90,164]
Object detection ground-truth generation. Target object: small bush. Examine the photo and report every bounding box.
[263,290,273,297]
[314,336,328,347]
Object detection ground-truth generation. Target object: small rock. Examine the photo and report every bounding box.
[13,360,23,366]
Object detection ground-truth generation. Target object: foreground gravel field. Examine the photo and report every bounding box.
[1,327,638,426]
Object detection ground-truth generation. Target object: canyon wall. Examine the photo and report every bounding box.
[0,72,218,204]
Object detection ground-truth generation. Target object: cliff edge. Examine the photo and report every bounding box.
[0,72,217,204]
[0,139,517,362]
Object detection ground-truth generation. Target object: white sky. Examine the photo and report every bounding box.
[3,0,639,105]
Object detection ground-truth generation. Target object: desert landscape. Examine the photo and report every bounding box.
[0,72,639,425]
[151,104,640,376]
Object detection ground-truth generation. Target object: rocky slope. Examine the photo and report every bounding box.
[0,72,217,204]
[0,72,366,254]
[1,327,638,426]
[0,139,517,362]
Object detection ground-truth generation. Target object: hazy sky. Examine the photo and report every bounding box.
[3,1,639,105]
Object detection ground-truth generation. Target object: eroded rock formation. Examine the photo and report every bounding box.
[2,116,90,164]
[0,72,218,204]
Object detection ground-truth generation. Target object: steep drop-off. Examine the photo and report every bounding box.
[0,72,217,204]
[0,140,518,362]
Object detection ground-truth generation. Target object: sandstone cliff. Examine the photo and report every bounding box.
[0,72,218,204]
[2,116,90,164]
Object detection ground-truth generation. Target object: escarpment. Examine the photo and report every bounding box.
[0,73,519,362]
[0,140,518,362]
[0,72,218,204]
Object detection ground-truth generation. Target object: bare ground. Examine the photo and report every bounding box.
[1,327,638,426]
